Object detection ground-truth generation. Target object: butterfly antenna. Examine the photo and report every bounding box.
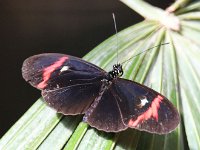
[121,43,169,65]
[112,13,119,64]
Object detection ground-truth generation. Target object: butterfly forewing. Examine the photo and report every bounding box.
[22,53,105,114]
[22,53,105,90]
[113,78,180,134]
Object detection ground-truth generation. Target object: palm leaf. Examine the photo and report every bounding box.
[1,0,200,149]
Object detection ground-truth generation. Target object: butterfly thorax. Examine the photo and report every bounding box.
[107,64,123,81]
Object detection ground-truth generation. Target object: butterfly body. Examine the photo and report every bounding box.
[22,53,179,134]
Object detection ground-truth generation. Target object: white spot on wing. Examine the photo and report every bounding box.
[140,97,149,107]
[60,66,69,72]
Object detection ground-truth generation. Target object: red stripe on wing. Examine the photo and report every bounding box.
[128,95,163,127]
[37,56,68,89]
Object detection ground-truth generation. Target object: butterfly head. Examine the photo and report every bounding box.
[108,64,123,79]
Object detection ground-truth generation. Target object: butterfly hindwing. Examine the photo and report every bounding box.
[113,78,180,134]
[84,81,127,132]
[42,80,102,115]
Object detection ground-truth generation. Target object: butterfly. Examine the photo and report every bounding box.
[22,53,179,134]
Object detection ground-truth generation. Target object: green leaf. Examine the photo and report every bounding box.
[1,1,200,150]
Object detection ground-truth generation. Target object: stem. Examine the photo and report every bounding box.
[120,0,180,31]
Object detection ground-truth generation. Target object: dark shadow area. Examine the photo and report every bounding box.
[0,0,173,137]
[60,114,83,133]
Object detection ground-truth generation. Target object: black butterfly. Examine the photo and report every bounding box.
[22,53,180,134]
